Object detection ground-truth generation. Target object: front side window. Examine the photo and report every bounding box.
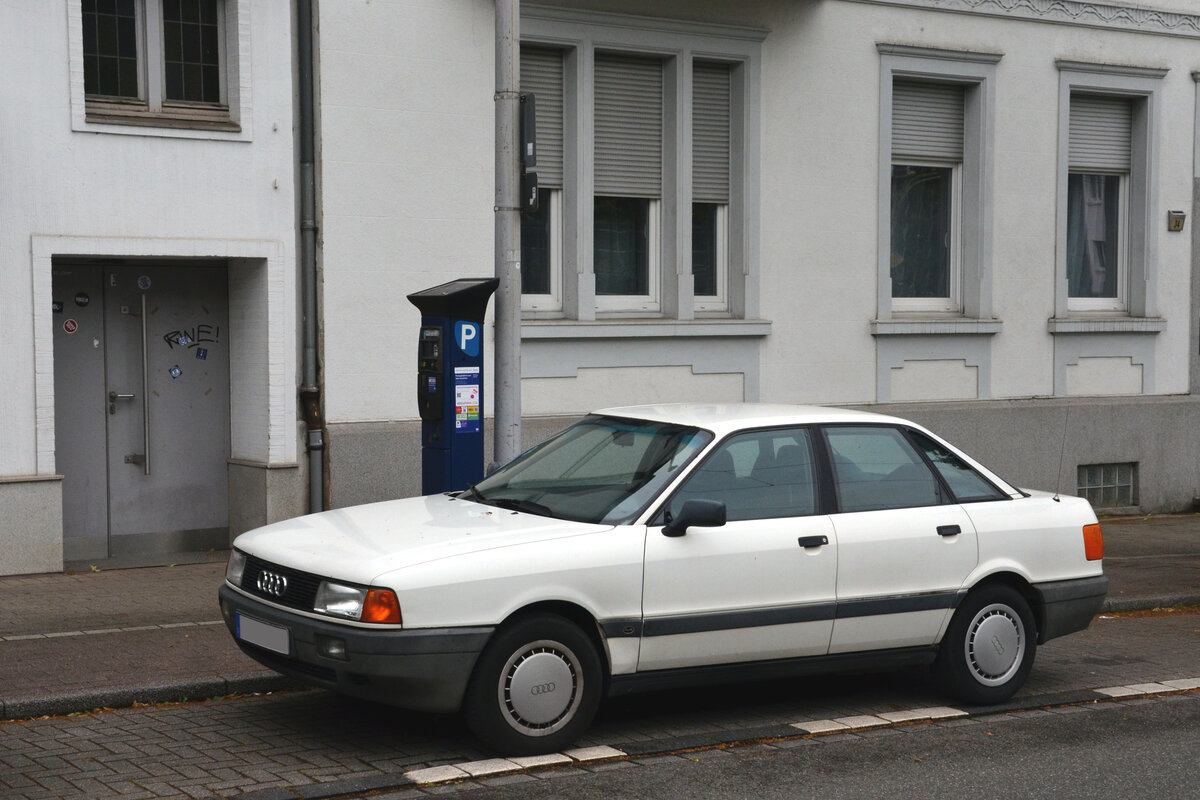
[825,426,942,513]
[889,80,965,312]
[668,429,818,522]
[82,0,229,125]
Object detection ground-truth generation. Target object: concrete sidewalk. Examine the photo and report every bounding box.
[1,514,1197,721]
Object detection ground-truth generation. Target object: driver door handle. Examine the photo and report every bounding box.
[797,535,829,548]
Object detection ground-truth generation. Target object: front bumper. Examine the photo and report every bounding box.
[218,584,493,713]
[1033,574,1109,643]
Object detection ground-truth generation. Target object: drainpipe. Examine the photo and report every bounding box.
[297,0,324,512]
[494,0,522,466]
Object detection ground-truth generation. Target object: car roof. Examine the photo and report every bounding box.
[592,403,912,436]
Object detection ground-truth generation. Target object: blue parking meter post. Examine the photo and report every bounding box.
[407,278,499,495]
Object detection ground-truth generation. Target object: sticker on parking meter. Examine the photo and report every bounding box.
[454,321,481,358]
[169,365,183,379]
[454,366,481,433]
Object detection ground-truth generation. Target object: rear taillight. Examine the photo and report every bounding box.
[1083,523,1104,561]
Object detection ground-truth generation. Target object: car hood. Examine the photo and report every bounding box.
[232,494,614,585]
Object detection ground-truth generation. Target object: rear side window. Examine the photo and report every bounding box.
[825,426,941,512]
[909,431,1007,503]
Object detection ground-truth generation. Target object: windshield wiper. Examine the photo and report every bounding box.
[459,484,485,502]
[487,498,554,517]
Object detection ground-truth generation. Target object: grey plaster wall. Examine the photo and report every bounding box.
[326,416,579,508]
[868,395,1200,513]
[327,395,1200,515]
[0,478,64,575]
[228,462,305,539]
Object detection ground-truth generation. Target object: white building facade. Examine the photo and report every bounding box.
[317,0,1200,516]
[4,0,1200,576]
[1,1,302,575]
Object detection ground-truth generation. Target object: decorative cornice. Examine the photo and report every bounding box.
[847,0,1200,39]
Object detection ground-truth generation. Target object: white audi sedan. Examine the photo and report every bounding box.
[219,404,1107,754]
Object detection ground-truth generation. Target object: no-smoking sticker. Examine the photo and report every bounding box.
[63,319,79,334]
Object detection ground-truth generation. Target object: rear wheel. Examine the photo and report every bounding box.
[463,614,603,755]
[935,584,1037,705]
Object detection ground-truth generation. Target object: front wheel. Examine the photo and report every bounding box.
[934,584,1037,705]
[463,614,604,755]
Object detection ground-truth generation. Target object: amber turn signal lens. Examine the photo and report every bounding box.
[1083,523,1104,561]
[362,588,402,624]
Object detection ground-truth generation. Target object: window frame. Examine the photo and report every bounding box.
[693,202,729,311]
[521,189,564,314]
[1066,170,1130,312]
[889,160,964,313]
[1055,62,1166,322]
[70,0,248,138]
[520,8,764,322]
[875,45,1000,327]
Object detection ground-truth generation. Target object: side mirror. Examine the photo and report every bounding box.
[662,499,726,538]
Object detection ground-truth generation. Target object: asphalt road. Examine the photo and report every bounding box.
[438,693,1200,800]
[1,610,1197,799]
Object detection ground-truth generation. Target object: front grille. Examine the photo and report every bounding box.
[239,554,325,612]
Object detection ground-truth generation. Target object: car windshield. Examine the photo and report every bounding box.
[462,415,712,524]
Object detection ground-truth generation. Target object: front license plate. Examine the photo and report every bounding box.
[236,613,291,655]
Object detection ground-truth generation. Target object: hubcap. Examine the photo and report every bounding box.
[965,603,1024,685]
[500,641,582,735]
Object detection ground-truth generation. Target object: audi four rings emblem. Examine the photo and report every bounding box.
[530,682,556,695]
[257,570,288,597]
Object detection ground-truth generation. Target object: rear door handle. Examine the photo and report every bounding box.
[937,525,962,537]
[798,535,829,548]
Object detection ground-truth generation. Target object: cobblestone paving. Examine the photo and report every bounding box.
[1,612,1196,799]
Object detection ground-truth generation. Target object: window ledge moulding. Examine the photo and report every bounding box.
[522,319,772,341]
[1048,316,1166,334]
[522,4,770,42]
[871,318,1003,336]
[848,1,1200,40]
[876,43,1002,65]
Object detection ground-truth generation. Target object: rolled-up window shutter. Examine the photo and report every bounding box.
[1069,95,1131,172]
[520,46,564,189]
[594,53,662,198]
[693,61,731,204]
[892,80,964,161]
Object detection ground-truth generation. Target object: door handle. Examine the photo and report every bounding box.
[797,535,829,548]
[108,391,135,415]
[937,525,962,537]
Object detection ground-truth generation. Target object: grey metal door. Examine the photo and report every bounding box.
[54,264,231,562]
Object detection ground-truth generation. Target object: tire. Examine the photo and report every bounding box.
[934,583,1037,705]
[463,614,604,755]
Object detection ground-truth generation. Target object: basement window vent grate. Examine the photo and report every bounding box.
[1077,462,1137,509]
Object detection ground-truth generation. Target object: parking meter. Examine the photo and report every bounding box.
[407,278,499,495]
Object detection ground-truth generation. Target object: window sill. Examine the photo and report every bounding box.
[1048,316,1166,335]
[522,318,772,340]
[871,317,1003,336]
[85,99,241,133]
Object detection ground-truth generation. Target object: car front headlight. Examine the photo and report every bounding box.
[226,550,247,587]
[314,581,402,624]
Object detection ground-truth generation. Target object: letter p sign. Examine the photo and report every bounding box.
[454,321,481,358]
